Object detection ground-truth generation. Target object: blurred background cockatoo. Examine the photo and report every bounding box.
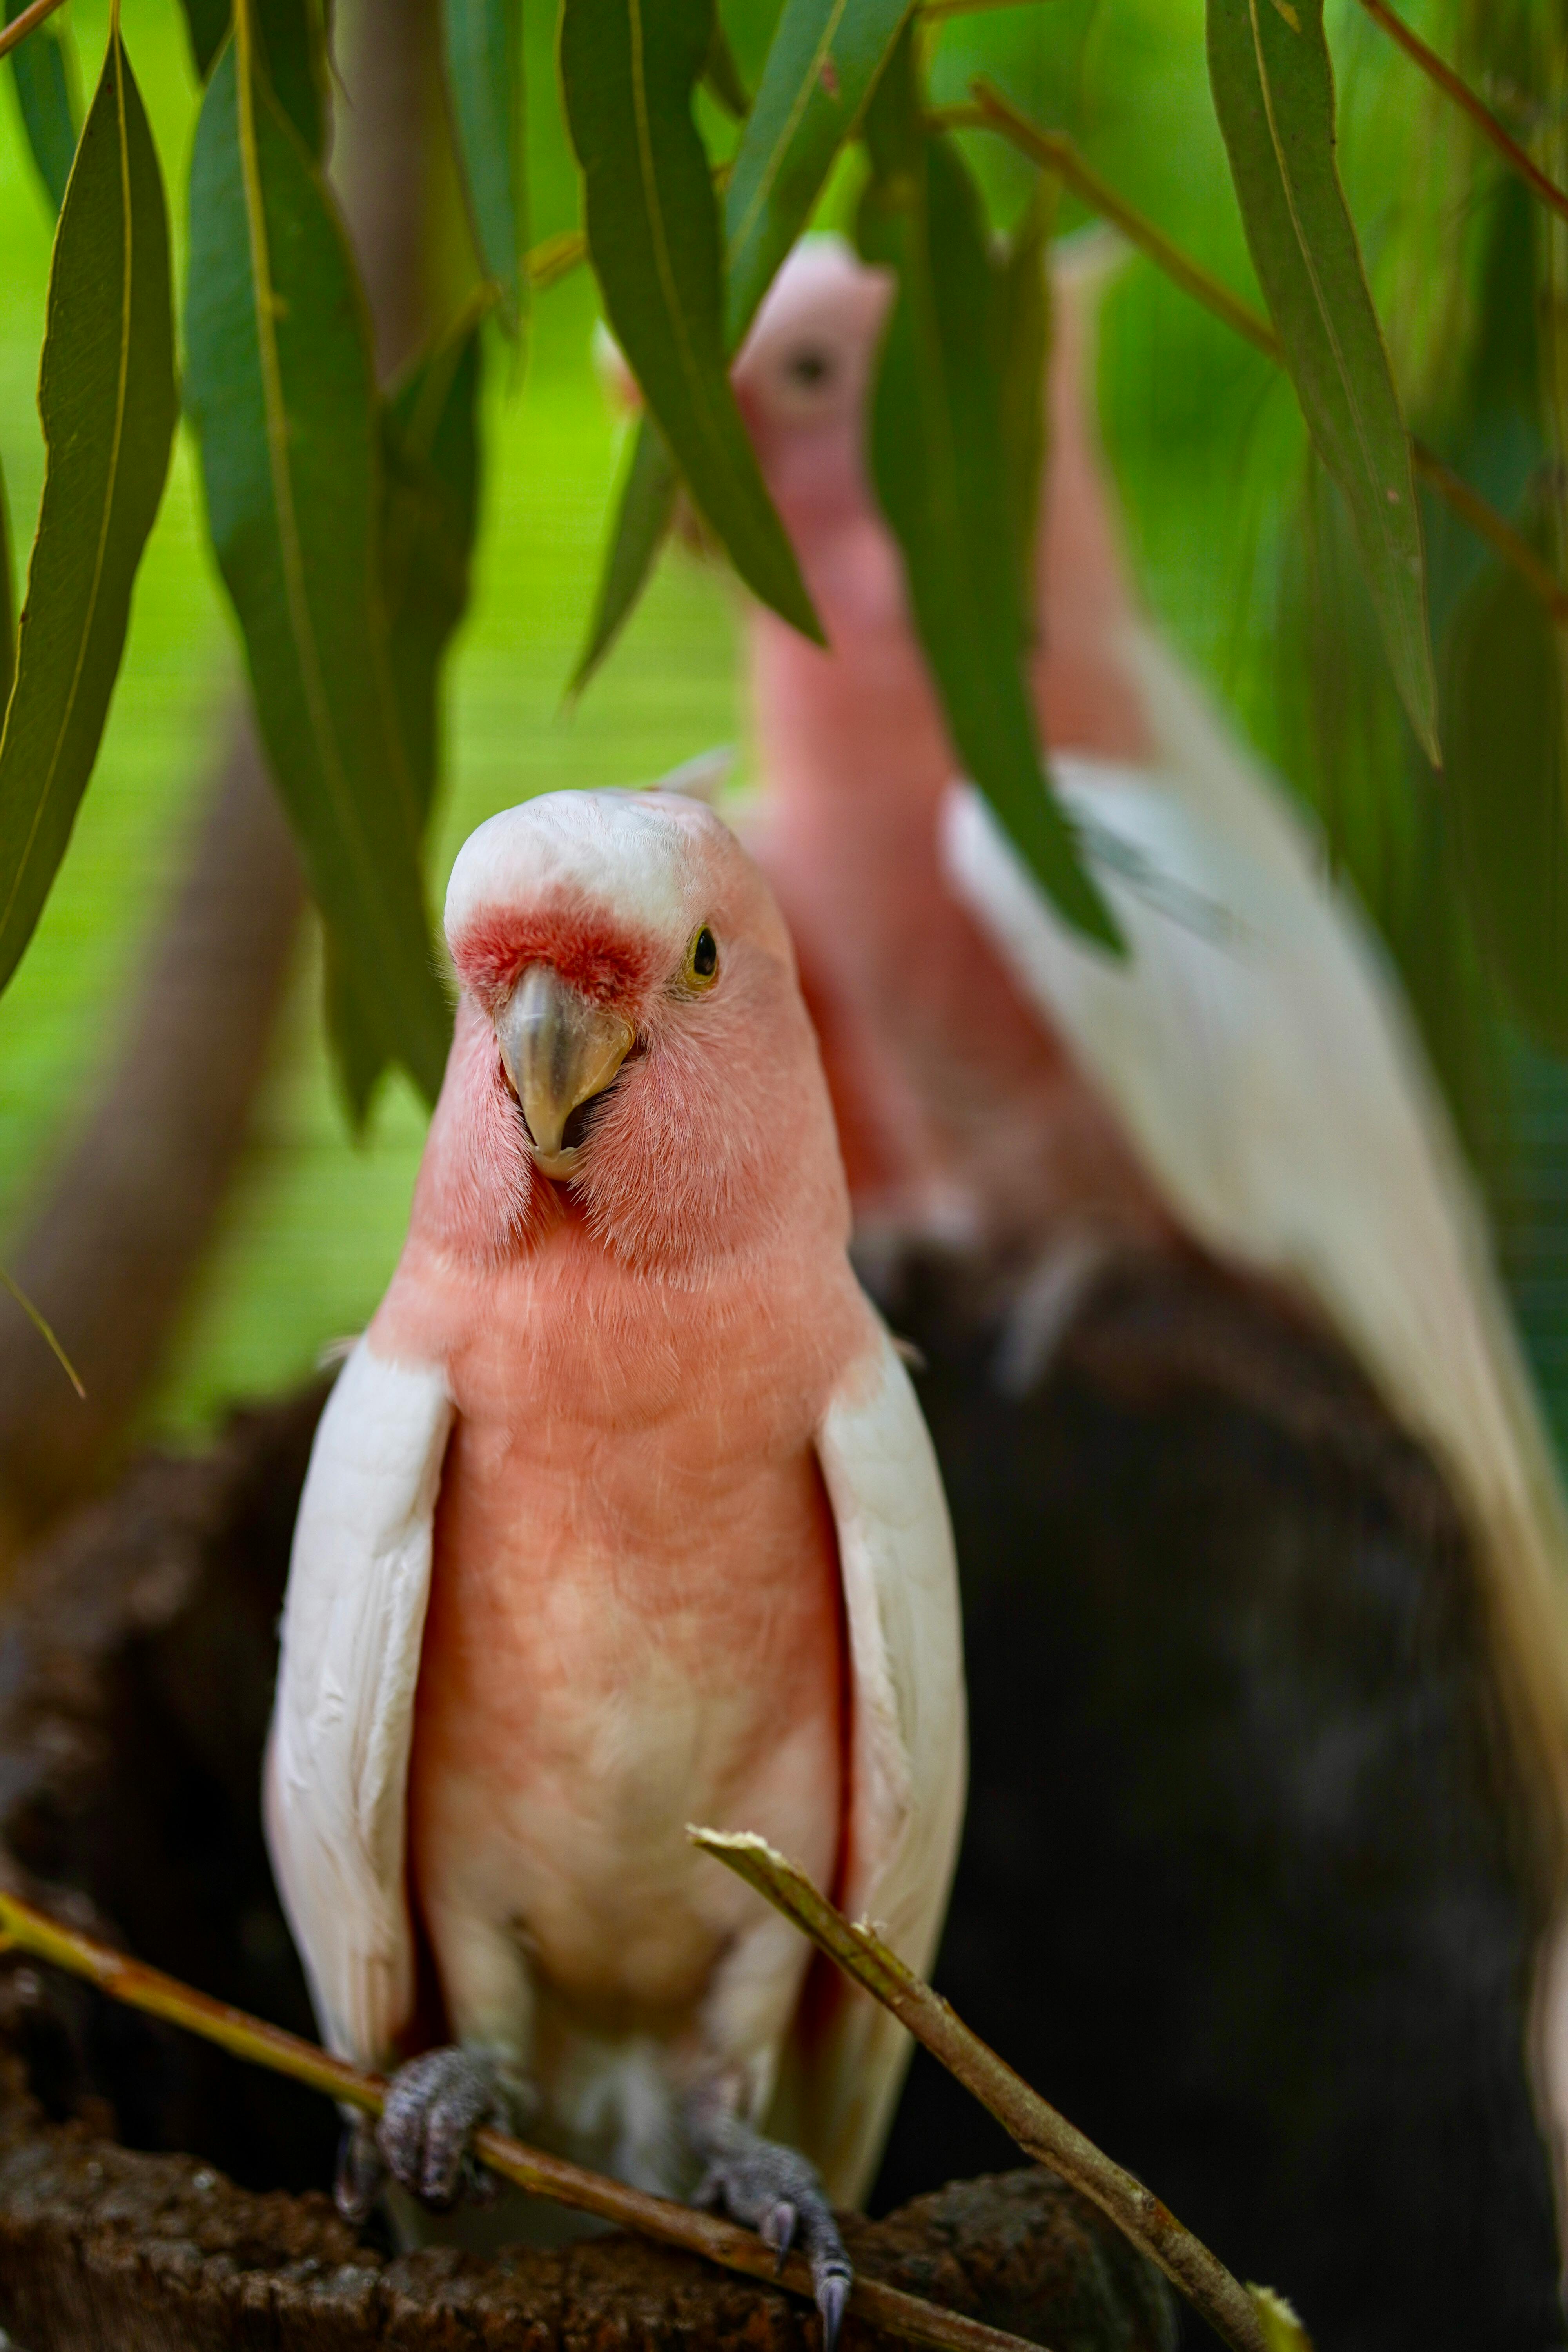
[264,788,964,2339]
[722,237,1568,2348]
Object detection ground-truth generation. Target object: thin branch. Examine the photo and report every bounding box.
[0,0,67,62]
[0,1268,85,1399]
[1354,0,1568,229]
[527,228,586,290]
[0,1888,1053,2352]
[691,1829,1309,2352]
[962,80,1568,628]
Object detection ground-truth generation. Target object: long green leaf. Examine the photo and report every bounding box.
[995,173,1053,633]
[1207,0,1437,760]
[1444,547,1568,1056]
[254,0,329,155]
[0,15,176,999]
[185,4,451,1103]
[328,313,485,1122]
[723,0,911,348]
[0,447,13,714]
[5,0,78,215]
[560,0,821,641]
[569,412,679,693]
[442,0,528,335]
[857,37,1120,950]
[177,0,230,80]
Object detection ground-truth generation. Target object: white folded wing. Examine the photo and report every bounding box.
[769,1321,967,2207]
[264,1339,453,2068]
[942,630,1568,1831]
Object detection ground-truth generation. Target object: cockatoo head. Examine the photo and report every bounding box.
[731,238,902,641]
[430,788,846,1265]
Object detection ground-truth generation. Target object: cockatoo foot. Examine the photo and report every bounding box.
[365,2045,511,2213]
[689,2099,853,2351]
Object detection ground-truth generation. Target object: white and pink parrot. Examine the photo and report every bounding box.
[731,236,1568,1879]
[724,237,1568,2327]
[263,787,965,2333]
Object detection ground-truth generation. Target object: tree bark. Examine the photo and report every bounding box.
[0,0,438,1558]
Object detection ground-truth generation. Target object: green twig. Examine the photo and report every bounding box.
[0,1266,84,1397]
[526,227,586,290]
[691,1828,1309,2352]
[960,80,1568,628]
[1354,0,1568,229]
[0,1887,1053,2352]
[0,0,68,62]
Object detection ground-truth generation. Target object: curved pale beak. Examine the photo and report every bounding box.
[497,963,635,1181]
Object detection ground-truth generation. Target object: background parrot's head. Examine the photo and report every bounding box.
[732,239,900,641]
[427,788,848,1266]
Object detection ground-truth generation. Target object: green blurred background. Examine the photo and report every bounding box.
[5,0,1564,1450]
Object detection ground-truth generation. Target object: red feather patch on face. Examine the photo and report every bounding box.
[451,902,661,1010]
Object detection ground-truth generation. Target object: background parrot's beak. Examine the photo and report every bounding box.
[497,964,635,1179]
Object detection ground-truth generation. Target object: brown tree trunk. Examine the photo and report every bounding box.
[0,0,439,1559]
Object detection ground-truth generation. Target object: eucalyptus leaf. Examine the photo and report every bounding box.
[442,0,528,335]
[1207,0,1437,760]
[185,7,452,1103]
[0,18,176,999]
[5,0,79,216]
[561,0,820,640]
[704,12,749,116]
[0,448,13,715]
[857,36,1120,951]
[254,0,329,155]
[723,0,911,348]
[996,174,1053,632]
[177,0,230,80]
[1444,547,1568,1057]
[570,412,679,694]
[328,314,485,1122]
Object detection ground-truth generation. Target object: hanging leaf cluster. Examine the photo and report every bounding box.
[0,0,1565,1120]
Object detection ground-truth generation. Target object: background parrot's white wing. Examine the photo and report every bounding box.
[768,1321,965,2207]
[264,1338,453,2068]
[941,708,1568,1839]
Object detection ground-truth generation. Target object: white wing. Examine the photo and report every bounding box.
[942,669,1568,1829]
[264,1338,454,2068]
[768,1322,966,2207]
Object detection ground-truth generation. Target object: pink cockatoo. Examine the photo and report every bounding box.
[732,235,1568,1871]
[727,237,1568,2330]
[264,788,965,2335]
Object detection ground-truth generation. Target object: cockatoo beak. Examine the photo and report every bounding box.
[497,964,635,1181]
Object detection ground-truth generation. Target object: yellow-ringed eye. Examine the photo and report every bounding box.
[684,924,719,989]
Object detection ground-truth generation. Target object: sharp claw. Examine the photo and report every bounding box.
[816,2266,851,2352]
[334,2118,383,2225]
[761,2197,798,2272]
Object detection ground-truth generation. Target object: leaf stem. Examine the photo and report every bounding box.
[0,1886,1053,2352]
[690,1829,1293,2352]
[0,0,68,62]
[0,1267,84,1396]
[1353,0,1568,230]
[960,80,1568,628]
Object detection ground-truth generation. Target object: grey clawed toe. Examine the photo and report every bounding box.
[335,2045,508,2218]
[689,2100,853,2352]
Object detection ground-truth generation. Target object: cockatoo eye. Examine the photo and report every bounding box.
[683,925,720,990]
[785,345,834,389]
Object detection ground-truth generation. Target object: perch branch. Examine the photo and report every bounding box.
[0,1888,1053,2352]
[691,1829,1308,2352]
[1353,0,1568,228]
[0,0,68,62]
[959,82,1568,627]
